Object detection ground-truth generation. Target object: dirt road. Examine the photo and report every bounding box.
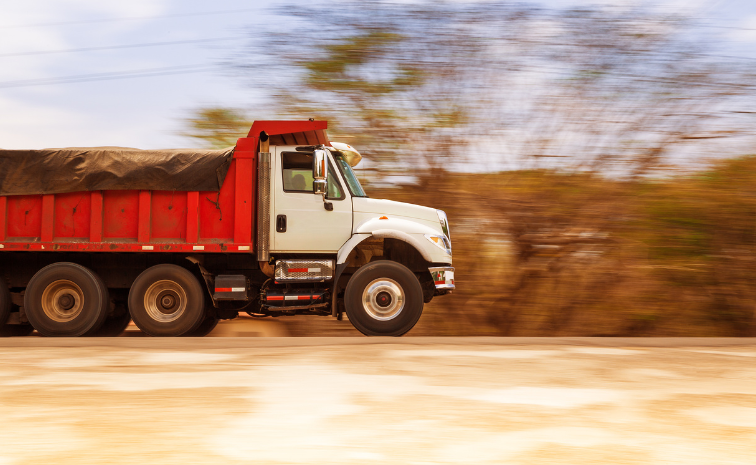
[0,338,754,464]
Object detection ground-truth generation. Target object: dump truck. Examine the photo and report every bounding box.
[0,120,454,337]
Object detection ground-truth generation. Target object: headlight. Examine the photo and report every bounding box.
[425,234,452,255]
[437,210,450,239]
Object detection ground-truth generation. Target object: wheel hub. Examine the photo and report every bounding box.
[144,280,187,323]
[159,293,176,311]
[375,291,392,307]
[41,280,84,323]
[58,294,75,310]
[362,278,405,321]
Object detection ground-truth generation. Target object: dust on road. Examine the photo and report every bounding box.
[0,338,754,464]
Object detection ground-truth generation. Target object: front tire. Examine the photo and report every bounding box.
[24,263,109,337]
[344,261,424,336]
[128,264,205,337]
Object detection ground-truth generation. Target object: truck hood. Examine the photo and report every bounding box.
[352,198,439,224]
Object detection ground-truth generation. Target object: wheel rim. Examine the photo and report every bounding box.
[143,280,187,323]
[362,278,405,321]
[41,280,85,323]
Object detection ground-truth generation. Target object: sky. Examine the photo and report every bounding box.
[1,0,755,150]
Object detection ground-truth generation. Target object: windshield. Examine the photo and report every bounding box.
[333,153,367,197]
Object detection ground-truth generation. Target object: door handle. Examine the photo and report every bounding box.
[276,214,287,233]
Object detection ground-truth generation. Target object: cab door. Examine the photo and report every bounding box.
[271,147,353,253]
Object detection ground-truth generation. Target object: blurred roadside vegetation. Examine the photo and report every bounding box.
[183,108,252,149]
[184,1,756,335]
[374,158,756,336]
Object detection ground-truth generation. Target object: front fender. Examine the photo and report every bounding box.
[337,233,371,265]
[354,216,440,236]
[337,216,450,265]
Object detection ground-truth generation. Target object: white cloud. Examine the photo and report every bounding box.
[533,0,713,12]
[0,96,87,149]
[2,0,167,24]
[69,0,166,17]
[0,1,171,83]
[0,92,178,149]
[727,15,756,42]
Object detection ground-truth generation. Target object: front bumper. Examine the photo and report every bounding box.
[429,266,455,291]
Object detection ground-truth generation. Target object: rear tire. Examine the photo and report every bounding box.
[82,273,111,335]
[0,277,33,336]
[344,261,424,336]
[185,313,220,337]
[89,302,131,337]
[128,264,205,337]
[0,324,34,337]
[0,277,11,326]
[24,263,109,337]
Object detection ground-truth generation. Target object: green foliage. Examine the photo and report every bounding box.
[302,30,417,95]
[251,5,497,174]
[183,108,253,149]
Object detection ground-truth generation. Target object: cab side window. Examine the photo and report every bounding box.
[281,152,344,200]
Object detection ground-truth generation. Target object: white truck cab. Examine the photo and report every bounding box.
[259,141,454,336]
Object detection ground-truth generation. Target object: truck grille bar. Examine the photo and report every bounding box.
[274,259,334,282]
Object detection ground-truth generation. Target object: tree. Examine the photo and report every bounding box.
[235,1,755,177]
[183,107,253,149]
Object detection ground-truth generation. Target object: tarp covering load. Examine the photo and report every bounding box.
[0,146,234,196]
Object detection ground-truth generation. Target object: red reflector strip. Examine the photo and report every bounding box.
[266,294,323,301]
[216,288,232,292]
[288,268,308,273]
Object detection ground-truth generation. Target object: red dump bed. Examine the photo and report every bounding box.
[0,120,328,254]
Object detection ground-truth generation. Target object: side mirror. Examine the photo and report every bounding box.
[313,148,329,196]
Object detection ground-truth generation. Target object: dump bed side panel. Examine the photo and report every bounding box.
[0,153,256,253]
[199,159,236,242]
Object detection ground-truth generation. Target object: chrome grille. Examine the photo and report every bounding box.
[275,259,334,282]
